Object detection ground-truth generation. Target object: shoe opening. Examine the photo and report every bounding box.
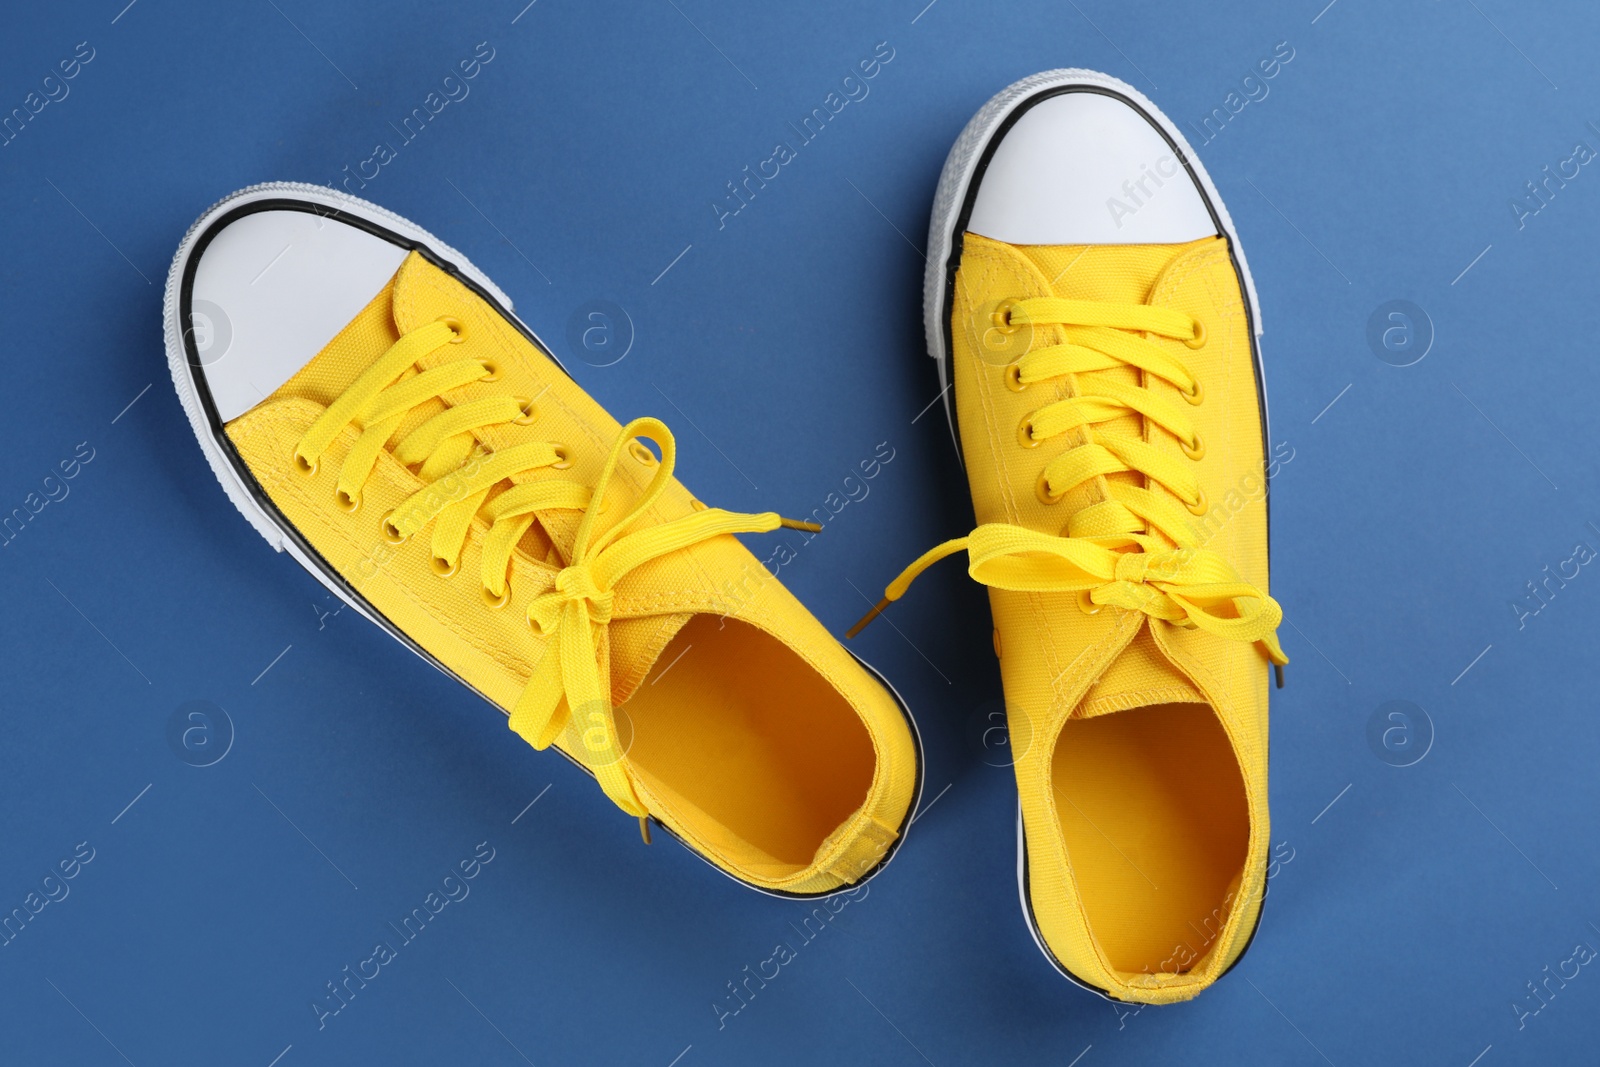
[624,616,878,883]
[1051,701,1248,977]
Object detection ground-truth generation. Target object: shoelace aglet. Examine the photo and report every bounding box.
[1274,663,1285,690]
[845,596,892,640]
[639,815,652,846]
[780,517,823,533]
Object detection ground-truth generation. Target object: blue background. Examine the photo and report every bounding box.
[0,0,1596,1063]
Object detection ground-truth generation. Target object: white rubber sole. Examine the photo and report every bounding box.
[161,182,924,900]
[922,68,1267,453]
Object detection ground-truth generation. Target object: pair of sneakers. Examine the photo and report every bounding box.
[163,70,1285,1005]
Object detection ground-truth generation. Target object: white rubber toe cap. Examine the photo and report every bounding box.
[190,209,408,421]
[966,90,1219,246]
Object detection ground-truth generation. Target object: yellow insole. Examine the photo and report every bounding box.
[1051,702,1248,975]
[625,616,876,876]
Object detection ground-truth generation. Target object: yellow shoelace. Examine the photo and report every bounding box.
[852,297,1287,679]
[295,319,816,830]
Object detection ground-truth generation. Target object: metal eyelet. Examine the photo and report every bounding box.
[293,452,317,476]
[1182,433,1206,461]
[1186,489,1209,517]
[335,488,361,513]
[628,440,657,466]
[482,584,511,610]
[431,556,458,578]
[380,511,407,545]
[1005,363,1028,392]
[1077,590,1102,616]
[1035,471,1065,505]
[1017,417,1040,449]
[437,316,467,343]
[1184,318,1207,350]
[1181,378,1204,406]
[513,398,538,425]
[479,359,501,382]
[551,445,573,470]
[527,611,548,638]
[991,298,1023,335]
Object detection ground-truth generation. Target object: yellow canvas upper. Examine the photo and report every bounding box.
[962,233,1278,1001]
[221,250,917,895]
[858,231,1283,1002]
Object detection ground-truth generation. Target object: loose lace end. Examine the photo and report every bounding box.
[639,815,652,845]
[780,517,823,533]
[846,596,892,640]
[847,538,971,639]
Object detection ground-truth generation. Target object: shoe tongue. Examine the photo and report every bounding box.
[1075,623,1204,719]
[1014,243,1205,718]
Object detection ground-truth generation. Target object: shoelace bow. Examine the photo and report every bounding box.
[852,297,1287,679]
[294,318,816,831]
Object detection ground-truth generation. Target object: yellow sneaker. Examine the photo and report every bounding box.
[853,72,1287,1000]
[164,184,921,896]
